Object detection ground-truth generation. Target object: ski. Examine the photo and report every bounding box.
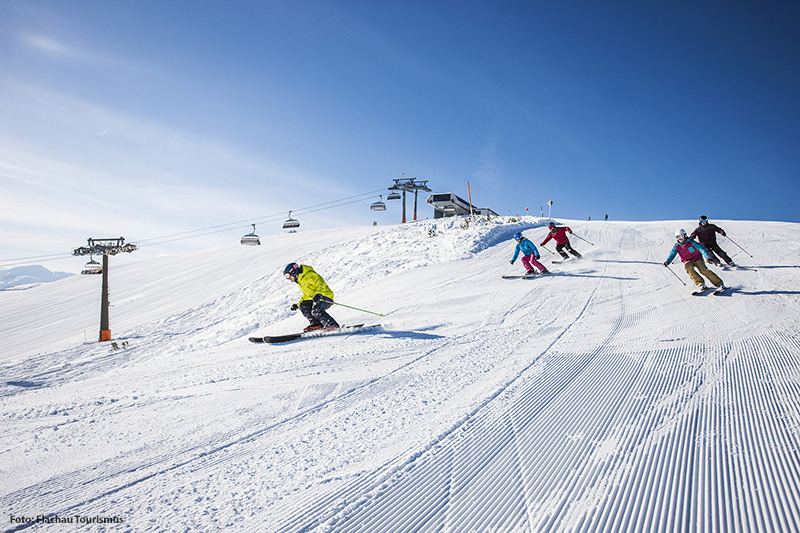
[691,287,713,296]
[249,332,302,344]
[713,286,730,295]
[718,263,757,271]
[249,324,378,344]
[502,272,551,279]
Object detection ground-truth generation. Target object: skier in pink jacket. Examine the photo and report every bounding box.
[664,229,727,293]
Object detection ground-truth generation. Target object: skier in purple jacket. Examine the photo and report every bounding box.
[664,229,726,292]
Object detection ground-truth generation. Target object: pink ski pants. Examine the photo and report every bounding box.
[522,255,547,273]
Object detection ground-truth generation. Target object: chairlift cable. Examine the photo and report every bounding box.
[0,253,74,268]
[0,188,388,266]
[136,189,385,247]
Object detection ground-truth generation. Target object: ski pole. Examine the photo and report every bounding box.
[664,264,686,286]
[333,301,385,317]
[571,233,594,246]
[724,235,753,258]
[541,244,555,255]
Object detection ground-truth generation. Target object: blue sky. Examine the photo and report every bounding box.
[1,0,798,272]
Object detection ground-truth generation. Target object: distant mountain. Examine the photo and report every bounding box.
[0,265,73,290]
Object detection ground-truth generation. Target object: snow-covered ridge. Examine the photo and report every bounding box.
[1,218,799,532]
[0,217,543,362]
[0,265,72,291]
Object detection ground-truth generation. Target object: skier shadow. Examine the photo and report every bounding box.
[727,288,800,297]
[555,272,638,281]
[4,380,44,389]
[1,380,45,398]
[377,327,445,341]
[593,259,662,265]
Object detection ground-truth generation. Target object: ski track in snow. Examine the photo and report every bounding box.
[1,218,800,532]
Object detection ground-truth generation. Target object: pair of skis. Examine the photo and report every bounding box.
[503,254,584,279]
[504,257,579,279]
[690,262,758,295]
[692,286,729,296]
[249,324,380,344]
[502,272,553,280]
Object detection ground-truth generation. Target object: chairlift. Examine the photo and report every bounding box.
[240,224,261,245]
[370,195,387,211]
[387,191,402,201]
[81,256,103,275]
[283,211,300,230]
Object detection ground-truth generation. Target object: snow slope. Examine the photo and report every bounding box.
[2,217,800,532]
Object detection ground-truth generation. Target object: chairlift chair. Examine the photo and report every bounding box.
[370,195,387,211]
[240,224,261,245]
[81,257,103,275]
[283,211,300,230]
[387,191,402,201]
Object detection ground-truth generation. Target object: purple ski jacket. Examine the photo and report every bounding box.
[665,239,711,264]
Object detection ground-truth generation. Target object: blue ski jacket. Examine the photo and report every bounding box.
[511,238,540,261]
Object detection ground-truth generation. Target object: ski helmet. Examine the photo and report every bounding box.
[514,232,524,241]
[548,222,556,229]
[283,262,300,280]
[675,229,687,241]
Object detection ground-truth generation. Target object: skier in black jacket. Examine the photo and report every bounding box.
[689,216,735,267]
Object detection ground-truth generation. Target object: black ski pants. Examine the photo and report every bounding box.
[556,242,582,260]
[299,295,339,328]
[702,241,732,265]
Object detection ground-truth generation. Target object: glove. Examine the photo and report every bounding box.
[312,293,322,303]
[535,255,540,260]
[663,262,669,267]
[510,260,514,265]
[290,303,299,311]
[721,231,726,236]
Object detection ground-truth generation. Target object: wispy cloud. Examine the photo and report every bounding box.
[0,80,342,272]
[20,32,90,60]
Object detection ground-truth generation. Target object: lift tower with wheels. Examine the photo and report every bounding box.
[72,237,137,342]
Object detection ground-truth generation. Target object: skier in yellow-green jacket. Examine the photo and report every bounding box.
[283,263,339,331]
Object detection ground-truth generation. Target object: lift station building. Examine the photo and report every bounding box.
[426,192,498,219]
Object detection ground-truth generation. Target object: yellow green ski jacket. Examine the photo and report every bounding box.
[294,265,334,305]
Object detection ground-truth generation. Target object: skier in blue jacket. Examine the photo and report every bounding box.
[510,232,549,276]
